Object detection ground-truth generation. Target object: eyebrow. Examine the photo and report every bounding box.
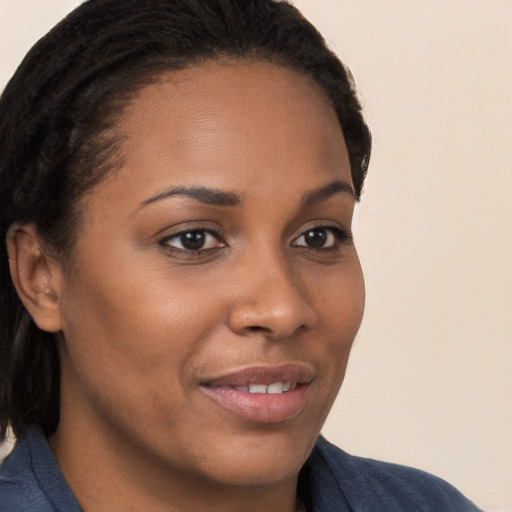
[301,179,357,206]
[140,186,241,208]
[137,178,356,212]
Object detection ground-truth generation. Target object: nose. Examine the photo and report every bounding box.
[227,254,318,340]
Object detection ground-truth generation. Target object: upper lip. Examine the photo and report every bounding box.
[201,364,314,387]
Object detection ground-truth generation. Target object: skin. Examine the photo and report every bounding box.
[10,61,365,512]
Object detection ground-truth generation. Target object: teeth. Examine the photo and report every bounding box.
[245,382,295,394]
[248,384,267,394]
[267,382,284,394]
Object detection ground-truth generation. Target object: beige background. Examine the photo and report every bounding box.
[1,1,511,510]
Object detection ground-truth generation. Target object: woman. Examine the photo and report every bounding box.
[0,0,480,510]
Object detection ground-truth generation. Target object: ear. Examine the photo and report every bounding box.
[7,223,63,333]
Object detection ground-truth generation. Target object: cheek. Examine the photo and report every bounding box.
[308,252,365,335]
[308,255,365,390]
[57,257,220,421]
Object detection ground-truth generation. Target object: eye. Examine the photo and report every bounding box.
[160,229,225,252]
[292,226,351,249]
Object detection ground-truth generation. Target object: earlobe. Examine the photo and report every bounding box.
[7,223,63,333]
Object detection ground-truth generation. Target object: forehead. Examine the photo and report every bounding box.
[86,60,352,215]
[120,61,348,178]
[124,59,337,128]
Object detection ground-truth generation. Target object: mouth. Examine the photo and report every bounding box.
[200,364,313,423]
[228,381,298,394]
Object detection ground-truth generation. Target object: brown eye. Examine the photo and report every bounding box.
[305,229,329,248]
[293,228,336,248]
[180,231,207,250]
[162,229,225,252]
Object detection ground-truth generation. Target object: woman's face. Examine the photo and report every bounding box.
[55,61,365,488]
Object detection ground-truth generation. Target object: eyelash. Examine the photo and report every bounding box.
[158,225,352,256]
[292,225,352,251]
[159,228,225,255]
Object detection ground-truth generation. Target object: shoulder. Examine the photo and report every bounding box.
[0,431,55,512]
[0,428,80,512]
[310,436,482,511]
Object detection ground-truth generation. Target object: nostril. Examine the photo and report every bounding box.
[246,325,271,333]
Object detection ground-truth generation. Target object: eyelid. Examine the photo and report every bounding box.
[292,222,352,240]
[158,226,227,253]
[153,219,222,238]
[291,224,353,249]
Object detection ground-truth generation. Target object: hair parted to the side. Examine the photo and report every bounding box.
[0,0,371,441]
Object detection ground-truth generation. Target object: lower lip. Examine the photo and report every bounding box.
[201,385,309,423]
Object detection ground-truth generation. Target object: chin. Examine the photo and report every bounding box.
[186,425,316,488]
